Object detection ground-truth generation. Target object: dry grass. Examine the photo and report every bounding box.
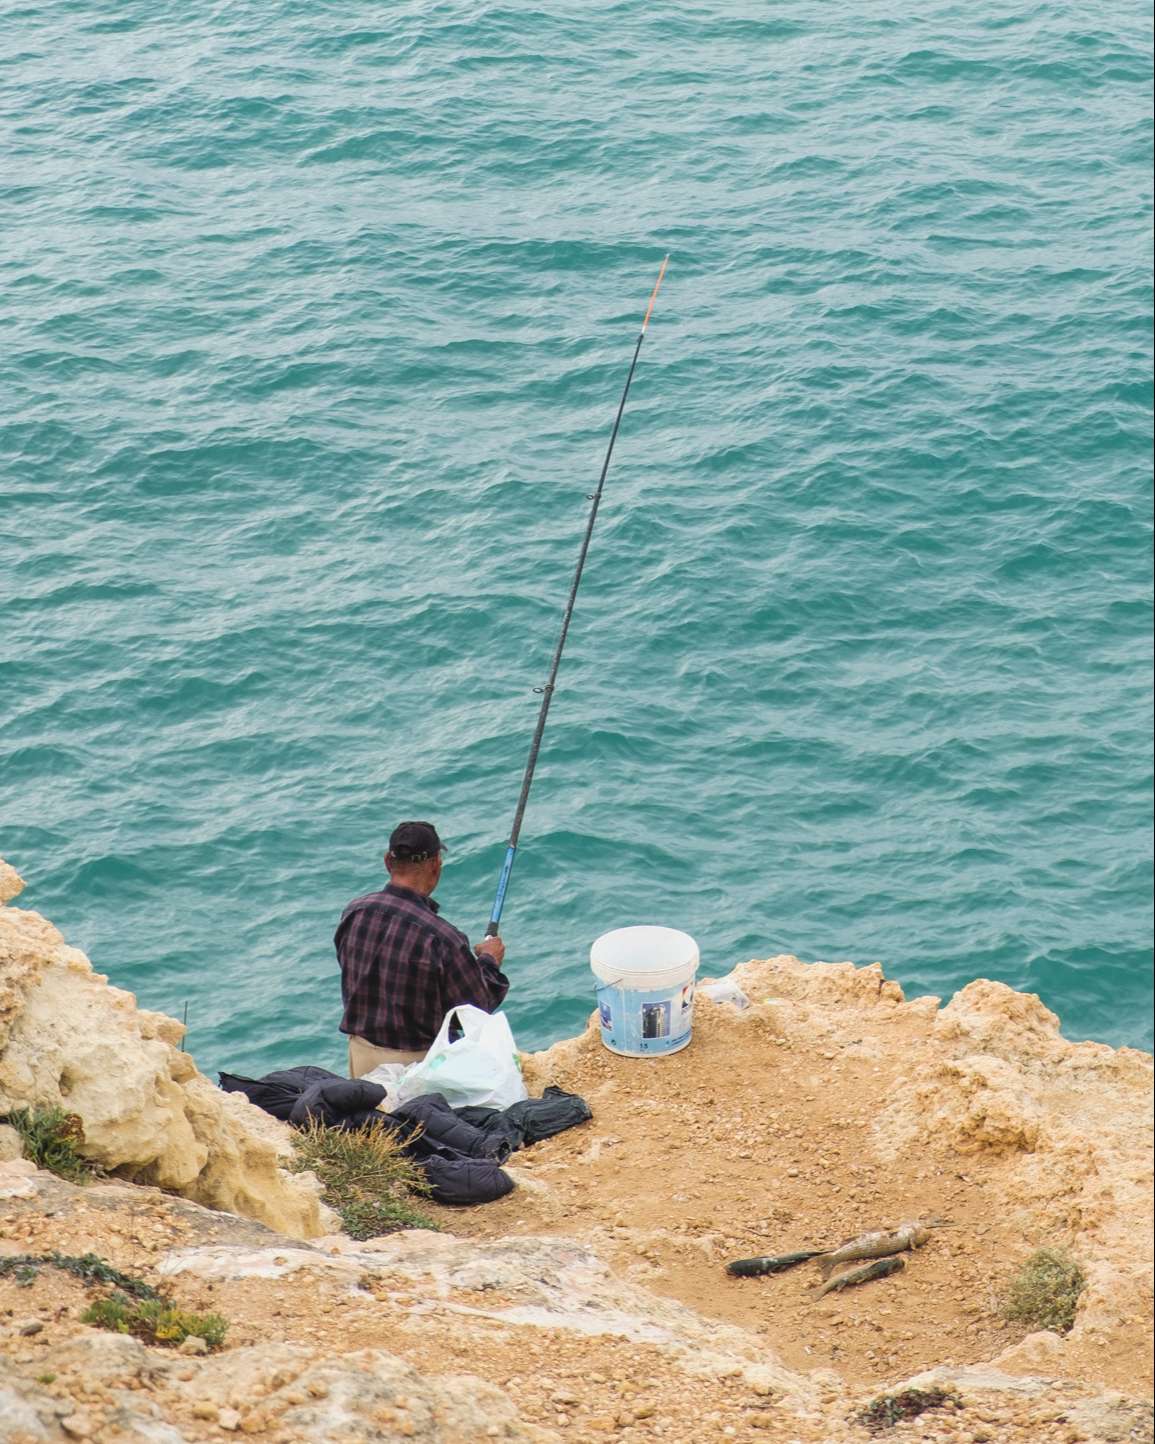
[289,1118,436,1239]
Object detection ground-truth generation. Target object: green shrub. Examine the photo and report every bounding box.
[81,1292,228,1349]
[1,1251,226,1351]
[289,1118,436,1239]
[0,1252,161,1301]
[4,1107,100,1183]
[1002,1248,1085,1334]
[855,1387,963,1433]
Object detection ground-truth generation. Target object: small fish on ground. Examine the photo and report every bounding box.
[814,1255,905,1299]
[816,1218,950,1279]
[726,1250,824,1278]
[725,1217,950,1281]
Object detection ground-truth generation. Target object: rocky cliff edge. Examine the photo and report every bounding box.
[1,857,1151,1444]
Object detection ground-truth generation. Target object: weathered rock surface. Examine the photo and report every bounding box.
[158,1227,814,1404]
[0,1328,551,1442]
[0,862,333,1240]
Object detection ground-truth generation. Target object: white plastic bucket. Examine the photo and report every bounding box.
[590,925,699,1057]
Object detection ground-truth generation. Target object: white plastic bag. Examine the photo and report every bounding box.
[393,1004,528,1111]
[700,978,751,1010]
[359,1061,411,1113]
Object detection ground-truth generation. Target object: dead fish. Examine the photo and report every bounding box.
[816,1218,949,1280]
[726,1250,824,1278]
[814,1255,904,1299]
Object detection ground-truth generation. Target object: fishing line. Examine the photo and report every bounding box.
[485,256,669,938]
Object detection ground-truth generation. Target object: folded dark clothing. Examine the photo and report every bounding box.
[219,1066,341,1122]
[422,1156,515,1206]
[508,1084,593,1145]
[289,1077,387,1131]
[457,1085,592,1149]
[389,1093,512,1164]
[453,1106,524,1155]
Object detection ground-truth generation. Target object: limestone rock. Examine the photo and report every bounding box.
[0,859,335,1240]
[0,1122,23,1162]
[173,1343,554,1442]
[733,953,907,1009]
[0,859,23,905]
[933,978,1065,1059]
[0,1332,554,1443]
[159,1229,817,1406]
[884,1053,1046,1156]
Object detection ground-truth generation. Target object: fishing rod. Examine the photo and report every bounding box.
[485,256,669,938]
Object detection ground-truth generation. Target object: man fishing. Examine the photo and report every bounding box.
[335,821,508,1078]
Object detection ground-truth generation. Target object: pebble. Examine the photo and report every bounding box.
[179,1335,209,1355]
[60,1417,93,1440]
[219,1407,242,1431]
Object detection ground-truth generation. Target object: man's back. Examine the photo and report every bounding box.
[336,881,509,1052]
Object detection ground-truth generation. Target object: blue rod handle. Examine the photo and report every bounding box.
[486,843,516,937]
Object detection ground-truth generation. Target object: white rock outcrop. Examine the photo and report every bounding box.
[0,861,334,1239]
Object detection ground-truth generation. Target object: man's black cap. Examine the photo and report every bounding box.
[388,820,443,863]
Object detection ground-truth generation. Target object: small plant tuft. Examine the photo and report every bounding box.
[0,1252,162,1301]
[81,1292,228,1349]
[0,1260,39,1288]
[289,1118,437,1239]
[1002,1247,1085,1334]
[3,1107,101,1183]
[855,1387,963,1433]
[0,1251,225,1349]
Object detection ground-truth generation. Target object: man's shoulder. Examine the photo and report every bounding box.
[339,888,393,920]
[343,883,392,906]
[339,887,439,928]
[337,887,466,951]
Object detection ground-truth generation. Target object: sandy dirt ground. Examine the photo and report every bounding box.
[2,953,1151,1443]
[432,978,1151,1401]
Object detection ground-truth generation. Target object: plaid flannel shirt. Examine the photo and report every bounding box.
[335,882,509,1050]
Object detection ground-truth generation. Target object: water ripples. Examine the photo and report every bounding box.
[1,0,1151,1076]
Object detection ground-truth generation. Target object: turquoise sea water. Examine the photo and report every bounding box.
[2,1,1152,1080]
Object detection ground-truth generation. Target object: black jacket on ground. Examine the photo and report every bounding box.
[457,1086,593,1149]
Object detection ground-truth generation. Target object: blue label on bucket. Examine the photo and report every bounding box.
[595,977,696,1056]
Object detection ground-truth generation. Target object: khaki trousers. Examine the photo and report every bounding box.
[347,1034,425,1079]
